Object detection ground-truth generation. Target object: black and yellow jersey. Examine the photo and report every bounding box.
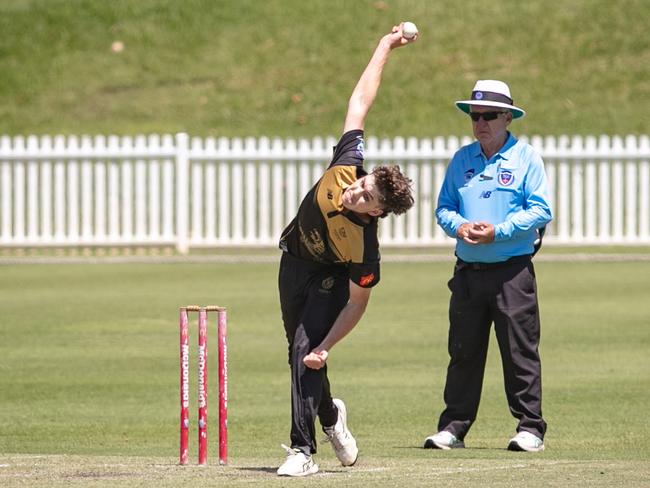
[279,130,380,288]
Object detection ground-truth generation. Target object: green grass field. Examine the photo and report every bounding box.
[1,0,648,136]
[1,258,649,487]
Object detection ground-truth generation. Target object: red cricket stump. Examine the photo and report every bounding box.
[217,308,228,465]
[179,308,190,465]
[197,308,208,465]
[179,305,227,466]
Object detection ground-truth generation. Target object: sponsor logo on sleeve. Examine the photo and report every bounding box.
[359,273,375,287]
[355,136,365,158]
[464,169,475,183]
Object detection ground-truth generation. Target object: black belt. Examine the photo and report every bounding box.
[456,254,531,270]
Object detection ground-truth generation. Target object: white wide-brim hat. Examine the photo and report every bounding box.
[455,80,526,119]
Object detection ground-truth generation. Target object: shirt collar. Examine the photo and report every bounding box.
[472,132,518,161]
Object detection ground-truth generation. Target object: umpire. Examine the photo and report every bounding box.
[424,80,553,452]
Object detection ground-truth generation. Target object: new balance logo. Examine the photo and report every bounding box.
[479,191,492,199]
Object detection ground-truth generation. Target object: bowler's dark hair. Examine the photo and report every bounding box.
[371,165,414,218]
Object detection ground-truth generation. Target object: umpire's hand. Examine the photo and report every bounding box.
[458,222,495,244]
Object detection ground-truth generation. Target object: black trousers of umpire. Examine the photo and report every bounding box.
[438,255,547,440]
[278,252,348,455]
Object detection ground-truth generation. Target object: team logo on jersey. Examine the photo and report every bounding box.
[498,169,514,186]
[359,273,375,287]
[464,169,475,183]
[299,225,326,261]
[327,189,333,200]
[355,136,365,158]
[308,229,326,254]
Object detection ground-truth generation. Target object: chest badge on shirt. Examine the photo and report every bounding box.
[498,169,514,186]
[464,169,475,183]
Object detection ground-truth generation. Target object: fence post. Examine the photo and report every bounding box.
[176,133,190,254]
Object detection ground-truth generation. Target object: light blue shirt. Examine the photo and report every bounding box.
[436,133,552,263]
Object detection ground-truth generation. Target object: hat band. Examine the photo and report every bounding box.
[471,90,513,105]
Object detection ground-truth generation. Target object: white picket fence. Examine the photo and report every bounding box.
[1,133,649,252]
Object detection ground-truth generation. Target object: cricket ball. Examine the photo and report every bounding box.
[402,21,418,39]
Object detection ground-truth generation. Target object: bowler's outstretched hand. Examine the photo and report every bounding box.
[387,22,419,49]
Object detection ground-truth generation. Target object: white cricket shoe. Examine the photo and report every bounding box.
[276,444,319,477]
[507,431,545,452]
[423,430,465,450]
[323,398,359,466]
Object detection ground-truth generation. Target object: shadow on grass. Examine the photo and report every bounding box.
[236,466,357,476]
[393,446,495,450]
[235,466,277,474]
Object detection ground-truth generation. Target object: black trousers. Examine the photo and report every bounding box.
[438,256,547,440]
[278,252,349,454]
